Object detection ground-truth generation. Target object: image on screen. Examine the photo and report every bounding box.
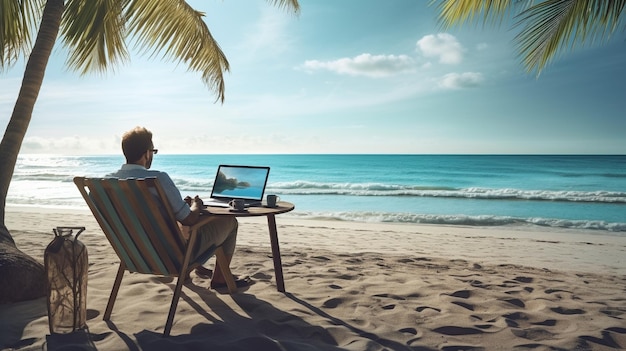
[211,166,269,200]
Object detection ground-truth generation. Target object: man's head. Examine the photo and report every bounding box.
[121,126,157,168]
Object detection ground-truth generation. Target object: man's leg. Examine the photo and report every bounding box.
[193,216,239,286]
[207,218,238,286]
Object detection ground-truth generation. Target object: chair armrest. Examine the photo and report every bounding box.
[178,214,219,240]
[191,213,219,228]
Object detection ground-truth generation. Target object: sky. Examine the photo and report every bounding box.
[1,0,625,155]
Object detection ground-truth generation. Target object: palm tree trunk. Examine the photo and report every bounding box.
[0,0,64,304]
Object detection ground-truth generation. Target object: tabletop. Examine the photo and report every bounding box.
[202,201,295,217]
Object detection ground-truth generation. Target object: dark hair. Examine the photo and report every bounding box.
[121,126,153,163]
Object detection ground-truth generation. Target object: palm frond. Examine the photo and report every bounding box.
[265,0,301,15]
[515,0,626,75]
[61,0,130,75]
[435,0,625,74]
[125,0,230,103]
[435,0,528,28]
[0,0,45,69]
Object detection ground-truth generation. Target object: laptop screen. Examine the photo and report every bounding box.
[209,165,270,202]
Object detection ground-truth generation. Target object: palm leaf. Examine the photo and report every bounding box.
[0,0,45,69]
[516,0,626,75]
[436,0,529,27]
[125,0,230,102]
[3,0,301,101]
[61,0,130,75]
[435,0,625,74]
[266,0,301,14]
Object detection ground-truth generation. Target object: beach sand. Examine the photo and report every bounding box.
[1,206,626,350]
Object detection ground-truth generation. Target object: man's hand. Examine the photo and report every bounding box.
[190,195,203,212]
[185,195,203,210]
[180,195,205,226]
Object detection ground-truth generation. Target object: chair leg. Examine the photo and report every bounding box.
[104,262,126,321]
[215,247,237,294]
[163,229,200,336]
[164,273,186,337]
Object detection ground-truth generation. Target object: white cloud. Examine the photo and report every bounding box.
[416,33,464,64]
[438,72,484,89]
[20,135,120,155]
[301,53,415,77]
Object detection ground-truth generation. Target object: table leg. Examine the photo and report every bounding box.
[267,214,285,292]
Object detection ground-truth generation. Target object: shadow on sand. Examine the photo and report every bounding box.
[112,282,435,351]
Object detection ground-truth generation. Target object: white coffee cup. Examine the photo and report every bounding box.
[266,194,280,207]
[229,199,246,211]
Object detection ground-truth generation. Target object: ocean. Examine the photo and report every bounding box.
[8,154,626,233]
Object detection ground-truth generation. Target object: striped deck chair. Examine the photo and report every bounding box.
[74,176,236,336]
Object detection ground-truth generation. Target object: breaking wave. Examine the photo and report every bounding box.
[286,211,626,232]
[268,181,626,204]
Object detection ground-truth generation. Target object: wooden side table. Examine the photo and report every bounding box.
[202,201,295,292]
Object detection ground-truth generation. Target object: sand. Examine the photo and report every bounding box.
[1,205,625,351]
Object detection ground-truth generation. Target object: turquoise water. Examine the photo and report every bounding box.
[9,154,626,232]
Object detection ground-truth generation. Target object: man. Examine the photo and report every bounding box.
[108,126,249,289]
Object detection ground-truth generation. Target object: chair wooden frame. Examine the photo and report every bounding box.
[74,176,236,336]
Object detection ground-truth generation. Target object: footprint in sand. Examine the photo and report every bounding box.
[474,324,496,330]
[545,288,572,294]
[444,290,475,310]
[514,276,533,283]
[415,306,441,313]
[251,272,273,280]
[550,306,585,315]
[399,327,418,335]
[502,298,525,308]
[452,301,474,311]
[322,297,342,308]
[449,290,471,298]
[337,274,358,280]
[505,312,560,330]
[373,293,406,301]
[312,255,331,261]
[503,312,528,328]
[432,326,484,335]
[533,319,557,326]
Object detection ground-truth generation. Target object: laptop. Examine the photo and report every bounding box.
[203,165,270,208]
